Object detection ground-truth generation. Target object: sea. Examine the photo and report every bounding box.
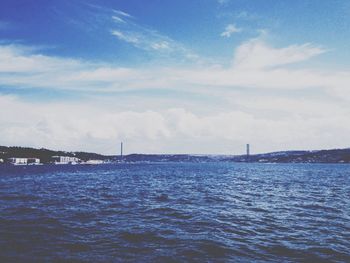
[0,162,349,262]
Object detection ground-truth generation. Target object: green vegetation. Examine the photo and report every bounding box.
[0,146,110,164]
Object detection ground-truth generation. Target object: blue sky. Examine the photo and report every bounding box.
[2,0,349,65]
[1,0,350,154]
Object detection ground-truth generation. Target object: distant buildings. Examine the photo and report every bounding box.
[1,155,104,165]
[85,159,104,165]
[52,156,80,164]
[52,156,105,165]
[8,157,40,165]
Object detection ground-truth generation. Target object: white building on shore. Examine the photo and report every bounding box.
[52,156,80,164]
[8,158,41,165]
[84,159,104,165]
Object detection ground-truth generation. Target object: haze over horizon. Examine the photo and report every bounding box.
[1,0,350,155]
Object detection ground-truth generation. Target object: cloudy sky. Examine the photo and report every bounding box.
[1,0,350,155]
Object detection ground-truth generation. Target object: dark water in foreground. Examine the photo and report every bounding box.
[0,163,349,262]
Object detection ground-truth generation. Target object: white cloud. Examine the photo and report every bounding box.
[221,24,242,37]
[232,38,326,69]
[112,9,132,18]
[0,41,348,95]
[0,45,85,73]
[112,15,126,24]
[151,41,171,50]
[235,11,261,21]
[108,10,197,60]
[111,26,190,55]
[0,41,347,95]
[61,4,195,60]
[111,30,139,44]
[1,95,349,154]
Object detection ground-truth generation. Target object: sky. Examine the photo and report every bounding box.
[1,0,350,155]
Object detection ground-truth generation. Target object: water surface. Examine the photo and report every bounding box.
[0,163,349,262]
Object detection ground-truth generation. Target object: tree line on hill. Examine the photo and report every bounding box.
[0,146,110,164]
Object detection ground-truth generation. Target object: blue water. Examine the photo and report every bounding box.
[0,163,349,262]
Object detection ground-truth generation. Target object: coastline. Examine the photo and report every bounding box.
[1,146,350,165]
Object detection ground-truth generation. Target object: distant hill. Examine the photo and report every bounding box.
[0,146,111,164]
[223,148,350,163]
[118,149,350,163]
[1,146,350,164]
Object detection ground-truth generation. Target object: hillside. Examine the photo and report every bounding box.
[0,146,110,164]
[224,149,350,163]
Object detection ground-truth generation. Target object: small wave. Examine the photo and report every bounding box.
[147,207,192,220]
[119,231,171,244]
[300,204,342,214]
[0,195,38,202]
[154,194,170,202]
[197,240,233,257]
[62,242,91,252]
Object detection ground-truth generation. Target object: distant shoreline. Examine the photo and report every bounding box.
[1,146,350,165]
